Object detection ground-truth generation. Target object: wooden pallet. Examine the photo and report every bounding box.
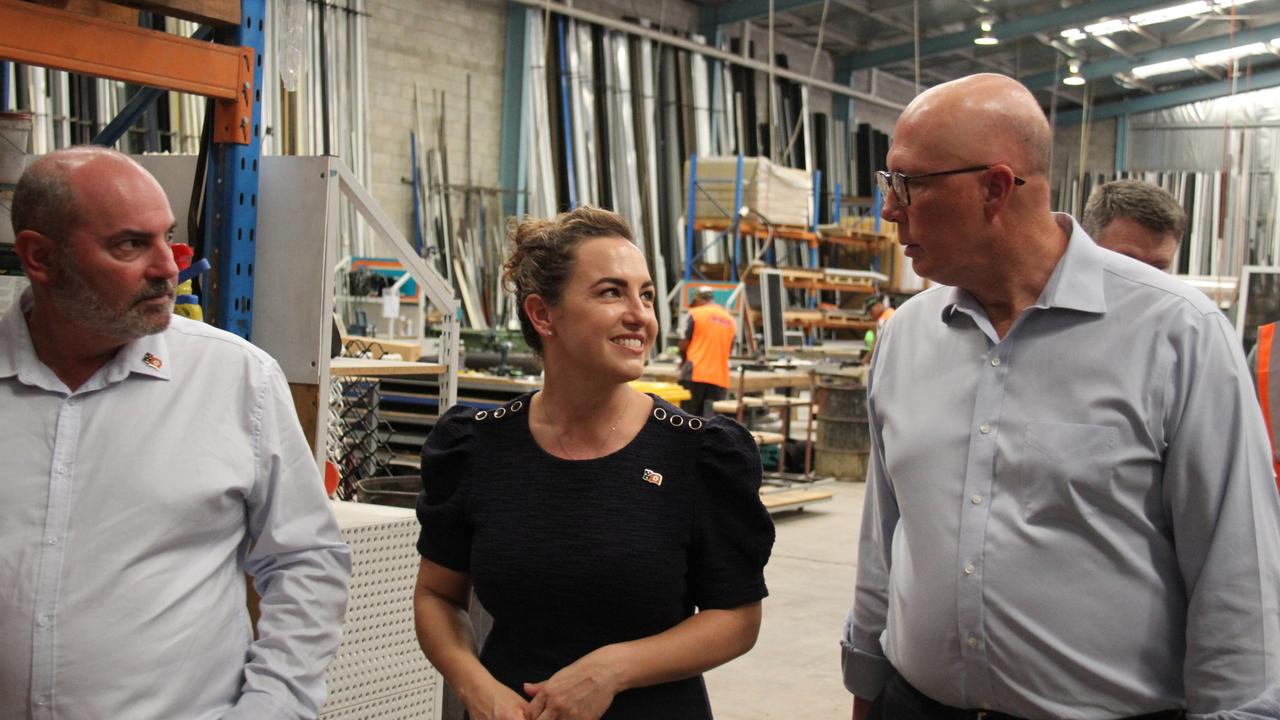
[759,487,833,513]
[711,395,811,414]
[749,431,787,446]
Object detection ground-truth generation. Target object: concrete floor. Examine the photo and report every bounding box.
[705,480,866,720]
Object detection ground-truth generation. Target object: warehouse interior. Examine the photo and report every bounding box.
[3,0,1280,717]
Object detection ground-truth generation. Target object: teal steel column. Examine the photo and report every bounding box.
[499,2,528,218]
[1115,115,1128,173]
[833,55,855,132]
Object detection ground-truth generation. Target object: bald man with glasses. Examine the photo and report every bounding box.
[842,74,1280,720]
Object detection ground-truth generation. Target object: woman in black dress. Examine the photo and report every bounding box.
[413,206,775,720]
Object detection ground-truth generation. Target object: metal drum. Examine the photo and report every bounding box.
[813,370,870,480]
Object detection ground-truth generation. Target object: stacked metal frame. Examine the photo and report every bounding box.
[7,16,206,155]
[5,0,370,259]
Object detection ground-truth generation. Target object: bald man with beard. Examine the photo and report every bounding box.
[1,147,350,719]
[841,75,1280,720]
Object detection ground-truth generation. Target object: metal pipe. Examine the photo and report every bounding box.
[510,0,905,111]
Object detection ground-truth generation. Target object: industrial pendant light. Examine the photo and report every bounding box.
[1063,60,1086,85]
[974,20,999,45]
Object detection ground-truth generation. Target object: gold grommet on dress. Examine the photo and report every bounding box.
[688,417,703,430]
[670,415,684,427]
[494,407,506,419]
[511,400,524,413]
[653,407,668,421]
[475,410,488,421]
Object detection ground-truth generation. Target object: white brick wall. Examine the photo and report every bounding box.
[365,0,507,237]
[1051,116,1118,205]
[362,0,859,235]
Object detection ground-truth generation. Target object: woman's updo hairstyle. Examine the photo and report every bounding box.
[502,205,635,355]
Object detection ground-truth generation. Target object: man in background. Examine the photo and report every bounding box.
[863,297,896,362]
[1,147,351,719]
[679,285,736,416]
[1083,179,1186,271]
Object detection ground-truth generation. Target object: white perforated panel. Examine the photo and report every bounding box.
[322,503,442,720]
[322,685,440,720]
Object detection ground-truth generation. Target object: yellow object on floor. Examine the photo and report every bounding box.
[630,380,692,404]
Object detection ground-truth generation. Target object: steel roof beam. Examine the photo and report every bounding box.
[1055,67,1280,123]
[840,0,1172,71]
[1020,20,1280,89]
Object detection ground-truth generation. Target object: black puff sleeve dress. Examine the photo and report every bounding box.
[416,393,775,719]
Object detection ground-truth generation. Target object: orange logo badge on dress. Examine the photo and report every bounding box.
[142,352,163,370]
[643,469,663,487]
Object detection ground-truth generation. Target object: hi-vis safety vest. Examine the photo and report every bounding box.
[1252,322,1280,491]
[687,303,736,389]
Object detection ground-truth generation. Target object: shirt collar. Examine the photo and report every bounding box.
[941,213,1107,324]
[0,288,173,392]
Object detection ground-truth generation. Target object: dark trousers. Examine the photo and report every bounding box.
[680,381,726,417]
[868,672,1185,720]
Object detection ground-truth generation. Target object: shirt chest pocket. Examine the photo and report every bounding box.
[1012,422,1119,524]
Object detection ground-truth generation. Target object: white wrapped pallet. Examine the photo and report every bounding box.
[686,155,812,228]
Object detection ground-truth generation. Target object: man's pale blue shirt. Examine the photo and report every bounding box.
[842,216,1280,719]
[0,292,352,719]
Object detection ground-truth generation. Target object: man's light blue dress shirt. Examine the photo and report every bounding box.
[0,292,352,719]
[842,216,1280,719]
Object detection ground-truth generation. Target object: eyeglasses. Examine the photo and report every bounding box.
[875,165,1026,207]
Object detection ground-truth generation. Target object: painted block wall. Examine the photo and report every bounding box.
[364,0,507,237]
[362,0,898,237]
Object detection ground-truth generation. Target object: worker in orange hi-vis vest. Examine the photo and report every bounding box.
[679,286,736,417]
[1248,322,1280,492]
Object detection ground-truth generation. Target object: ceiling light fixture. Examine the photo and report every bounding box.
[1063,61,1087,85]
[974,20,999,46]
[1194,42,1268,65]
[1131,57,1195,78]
[1130,1,1210,26]
[1128,40,1277,81]
[1083,18,1129,37]
[1061,0,1259,41]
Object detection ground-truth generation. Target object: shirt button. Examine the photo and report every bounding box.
[967,635,978,648]
[46,537,57,545]
[37,615,49,627]
[964,563,976,575]
[56,466,67,475]
[979,423,991,434]
[990,357,1001,367]
[971,494,983,505]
